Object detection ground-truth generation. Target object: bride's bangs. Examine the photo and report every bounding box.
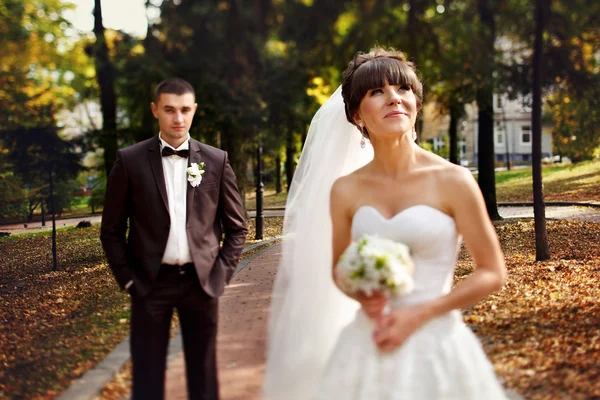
[352,57,419,101]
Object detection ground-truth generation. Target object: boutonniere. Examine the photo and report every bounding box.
[187,162,205,187]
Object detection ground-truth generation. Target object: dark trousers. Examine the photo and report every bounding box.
[130,264,219,400]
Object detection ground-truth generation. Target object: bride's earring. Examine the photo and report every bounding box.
[412,126,417,142]
[358,123,366,148]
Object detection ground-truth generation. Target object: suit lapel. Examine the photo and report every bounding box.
[186,140,203,223]
[148,136,169,212]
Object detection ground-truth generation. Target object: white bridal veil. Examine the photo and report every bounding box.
[263,86,374,399]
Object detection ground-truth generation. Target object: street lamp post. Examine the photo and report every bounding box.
[255,145,264,240]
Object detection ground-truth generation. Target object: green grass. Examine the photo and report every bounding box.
[493,168,535,185]
[247,160,600,208]
[494,160,600,202]
[1,225,83,240]
[245,187,288,209]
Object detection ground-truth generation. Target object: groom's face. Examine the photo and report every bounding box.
[151,92,197,146]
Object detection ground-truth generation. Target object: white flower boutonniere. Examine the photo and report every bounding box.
[187,162,205,187]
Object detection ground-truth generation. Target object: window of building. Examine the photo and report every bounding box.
[496,132,504,145]
[495,122,504,146]
[497,96,502,109]
[432,137,445,151]
[459,140,467,157]
[521,126,532,145]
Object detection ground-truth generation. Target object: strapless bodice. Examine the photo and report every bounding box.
[351,205,461,306]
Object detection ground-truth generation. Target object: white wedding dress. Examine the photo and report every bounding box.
[312,204,508,400]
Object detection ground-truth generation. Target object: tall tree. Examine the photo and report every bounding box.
[2,125,82,269]
[93,0,117,176]
[476,0,501,220]
[531,0,550,260]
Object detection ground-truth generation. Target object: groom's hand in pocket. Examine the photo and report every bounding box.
[356,291,388,319]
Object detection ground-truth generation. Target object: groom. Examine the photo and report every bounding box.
[100,77,247,400]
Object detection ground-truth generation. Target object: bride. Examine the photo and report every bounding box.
[264,47,509,399]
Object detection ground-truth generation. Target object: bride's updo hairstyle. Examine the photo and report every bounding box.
[341,47,423,139]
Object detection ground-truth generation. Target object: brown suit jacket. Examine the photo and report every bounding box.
[100,136,247,297]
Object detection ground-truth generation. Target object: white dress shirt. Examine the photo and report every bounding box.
[159,132,193,265]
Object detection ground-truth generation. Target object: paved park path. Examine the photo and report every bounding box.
[165,245,281,400]
[1,204,599,235]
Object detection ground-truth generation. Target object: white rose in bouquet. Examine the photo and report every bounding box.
[335,235,415,297]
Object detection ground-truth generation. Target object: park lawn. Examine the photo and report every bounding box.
[1,217,598,399]
[245,187,288,210]
[0,226,132,399]
[0,217,282,400]
[495,160,600,202]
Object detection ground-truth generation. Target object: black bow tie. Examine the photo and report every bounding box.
[161,147,189,158]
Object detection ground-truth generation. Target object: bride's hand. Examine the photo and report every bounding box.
[355,291,388,319]
[373,305,429,353]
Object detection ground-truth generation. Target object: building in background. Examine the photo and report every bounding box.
[469,93,553,165]
[420,93,553,167]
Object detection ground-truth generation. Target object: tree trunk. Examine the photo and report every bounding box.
[49,171,57,271]
[476,0,501,220]
[285,124,295,192]
[41,198,46,227]
[275,154,282,194]
[28,199,39,221]
[504,129,511,171]
[221,123,248,210]
[94,0,118,176]
[408,0,418,63]
[449,102,460,165]
[532,0,550,261]
[501,107,511,171]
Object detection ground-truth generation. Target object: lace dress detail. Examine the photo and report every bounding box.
[312,205,508,400]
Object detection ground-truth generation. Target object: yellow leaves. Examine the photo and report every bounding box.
[265,38,287,58]
[464,315,484,323]
[245,217,283,245]
[306,76,333,106]
[333,11,358,45]
[130,43,145,56]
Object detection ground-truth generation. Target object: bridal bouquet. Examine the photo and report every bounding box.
[335,235,415,297]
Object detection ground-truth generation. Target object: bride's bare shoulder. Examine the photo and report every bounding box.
[330,167,368,204]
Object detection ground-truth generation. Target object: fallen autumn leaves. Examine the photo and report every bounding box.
[459,219,600,400]
[0,227,131,399]
[1,217,599,400]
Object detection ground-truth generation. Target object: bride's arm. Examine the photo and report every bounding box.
[374,166,507,352]
[330,178,388,317]
[425,166,507,315]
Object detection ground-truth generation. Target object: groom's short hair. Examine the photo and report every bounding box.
[154,77,195,102]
